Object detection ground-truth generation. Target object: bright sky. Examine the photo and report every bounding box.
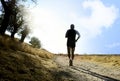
[26,0,120,54]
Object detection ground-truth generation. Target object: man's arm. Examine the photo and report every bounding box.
[75,30,80,42]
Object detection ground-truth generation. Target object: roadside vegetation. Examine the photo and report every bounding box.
[0,35,58,81]
[76,54,120,67]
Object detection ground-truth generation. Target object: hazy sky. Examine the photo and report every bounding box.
[26,0,120,54]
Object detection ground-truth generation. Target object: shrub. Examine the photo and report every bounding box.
[29,37,41,48]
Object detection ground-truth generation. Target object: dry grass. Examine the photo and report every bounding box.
[0,35,53,59]
[0,49,57,81]
[56,54,120,67]
[0,35,58,81]
[75,55,120,67]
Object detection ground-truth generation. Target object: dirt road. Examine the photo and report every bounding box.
[53,55,120,81]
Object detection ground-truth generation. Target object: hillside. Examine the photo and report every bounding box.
[0,35,58,81]
[1,35,120,81]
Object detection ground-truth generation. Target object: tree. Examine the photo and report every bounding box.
[0,14,3,27]
[29,37,41,48]
[19,25,30,42]
[0,0,15,35]
[9,5,25,38]
[0,0,36,35]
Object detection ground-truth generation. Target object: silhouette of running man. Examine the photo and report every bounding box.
[65,24,80,66]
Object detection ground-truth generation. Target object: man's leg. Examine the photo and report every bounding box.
[68,47,73,66]
[69,48,75,66]
[67,47,70,59]
[72,48,75,60]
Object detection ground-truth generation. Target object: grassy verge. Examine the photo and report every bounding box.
[56,54,120,67]
[0,35,53,58]
[0,35,58,81]
[75,55,120,67]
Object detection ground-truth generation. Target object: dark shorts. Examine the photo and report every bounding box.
[67,40,75,48]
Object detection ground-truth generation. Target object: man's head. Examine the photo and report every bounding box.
[70,24,74,29]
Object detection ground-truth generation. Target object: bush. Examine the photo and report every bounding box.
[29,37,41,48]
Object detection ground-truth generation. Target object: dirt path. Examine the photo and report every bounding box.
[53,55,120,81]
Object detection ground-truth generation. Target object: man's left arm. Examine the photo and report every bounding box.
[75,30,80,42]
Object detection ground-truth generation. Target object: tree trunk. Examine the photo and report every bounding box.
[11,26,18,38]
[11,31,15,38]
[0,0,11,35]
[0,14,10,35]
[20,34,26,42]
